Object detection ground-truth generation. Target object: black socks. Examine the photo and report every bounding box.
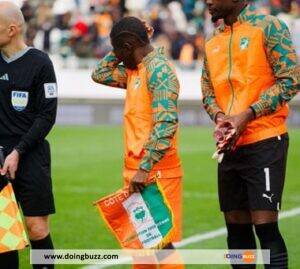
[226,222,288,269]
[255,222,288,269]
[30,233,54,269]
[226,223,257,269]
[226,223,257,250]
[0,250,19,269]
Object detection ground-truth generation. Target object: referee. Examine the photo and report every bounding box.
[0,2,57,269]
[202,0,300,268]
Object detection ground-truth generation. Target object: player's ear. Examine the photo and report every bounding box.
[7,24,18,37]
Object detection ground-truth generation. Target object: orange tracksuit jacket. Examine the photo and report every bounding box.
[202,5,300,146]
[92,48,182,173]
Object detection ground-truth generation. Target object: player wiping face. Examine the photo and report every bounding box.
[110,21,154,71]
[107,19,158,193]
[92,17,183,268]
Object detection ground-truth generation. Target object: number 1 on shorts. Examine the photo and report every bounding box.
[264,167,270,191]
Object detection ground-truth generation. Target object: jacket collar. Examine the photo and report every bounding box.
[140,47,164,67]
[238,4,257,23]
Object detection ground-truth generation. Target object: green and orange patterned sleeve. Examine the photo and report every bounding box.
[201,54,223,121]
[250,18,300,118]
[91,51,127,89]
[139,58,179,172]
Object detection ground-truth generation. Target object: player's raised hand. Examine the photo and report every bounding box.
[0,149,20,180]
[142,20,154,39]
[129,169,149,193]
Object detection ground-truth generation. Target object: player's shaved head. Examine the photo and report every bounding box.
[0,1,25,32]
[0,1,26,49]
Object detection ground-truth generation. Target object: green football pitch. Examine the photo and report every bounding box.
[19,126,300,269]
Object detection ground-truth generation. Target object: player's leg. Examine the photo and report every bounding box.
[131,244,182,269]
[157,176,182,243]
[132,263,157,269]
[14,141,55,269]
[245,134,289,269]
[219,151,256,269]
[25,216,50,240]
[0,250,19,269]
[25,215,53,242]
[124,170,184,269]
[224,210,257,269]
[25,216,54,269]
[251,211,287,269]
[158,243,184,269]
[224,210,256,250]
[156,176,184,269]
[124,169,158,269]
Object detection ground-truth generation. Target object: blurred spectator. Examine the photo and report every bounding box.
[21,0,34,22]
[20,0,300,69]
[93,11,113,57]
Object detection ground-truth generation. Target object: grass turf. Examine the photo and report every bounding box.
[18,126,300,268]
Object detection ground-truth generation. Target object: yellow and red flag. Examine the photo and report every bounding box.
[0,183,28,253]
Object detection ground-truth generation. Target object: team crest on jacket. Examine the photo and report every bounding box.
[133,77,141,90]
[11,91,29,111]
[240,37,250,50]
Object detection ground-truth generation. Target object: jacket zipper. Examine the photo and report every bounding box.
[227,26,235,115]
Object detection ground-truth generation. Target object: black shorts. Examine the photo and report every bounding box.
[3,140,55,216]
[218,133,289,212]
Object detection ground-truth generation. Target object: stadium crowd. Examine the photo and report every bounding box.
[15,0,300,69]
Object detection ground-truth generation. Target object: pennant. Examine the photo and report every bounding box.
[94,183,174,249]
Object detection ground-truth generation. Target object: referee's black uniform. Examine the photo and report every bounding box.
[0,47,57,216]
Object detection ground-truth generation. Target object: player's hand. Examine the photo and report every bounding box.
[222,108,254,137]
[129,169,150,193]
[142,21,154,39]
[0,149,20,180]
[215,112,225,125]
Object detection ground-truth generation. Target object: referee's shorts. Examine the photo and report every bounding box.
[2,139,55,217]
[218,133,289,212]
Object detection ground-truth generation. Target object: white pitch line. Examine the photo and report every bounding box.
[174,227,226,248]
[82,206,300,269]
[278,206,300,219]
